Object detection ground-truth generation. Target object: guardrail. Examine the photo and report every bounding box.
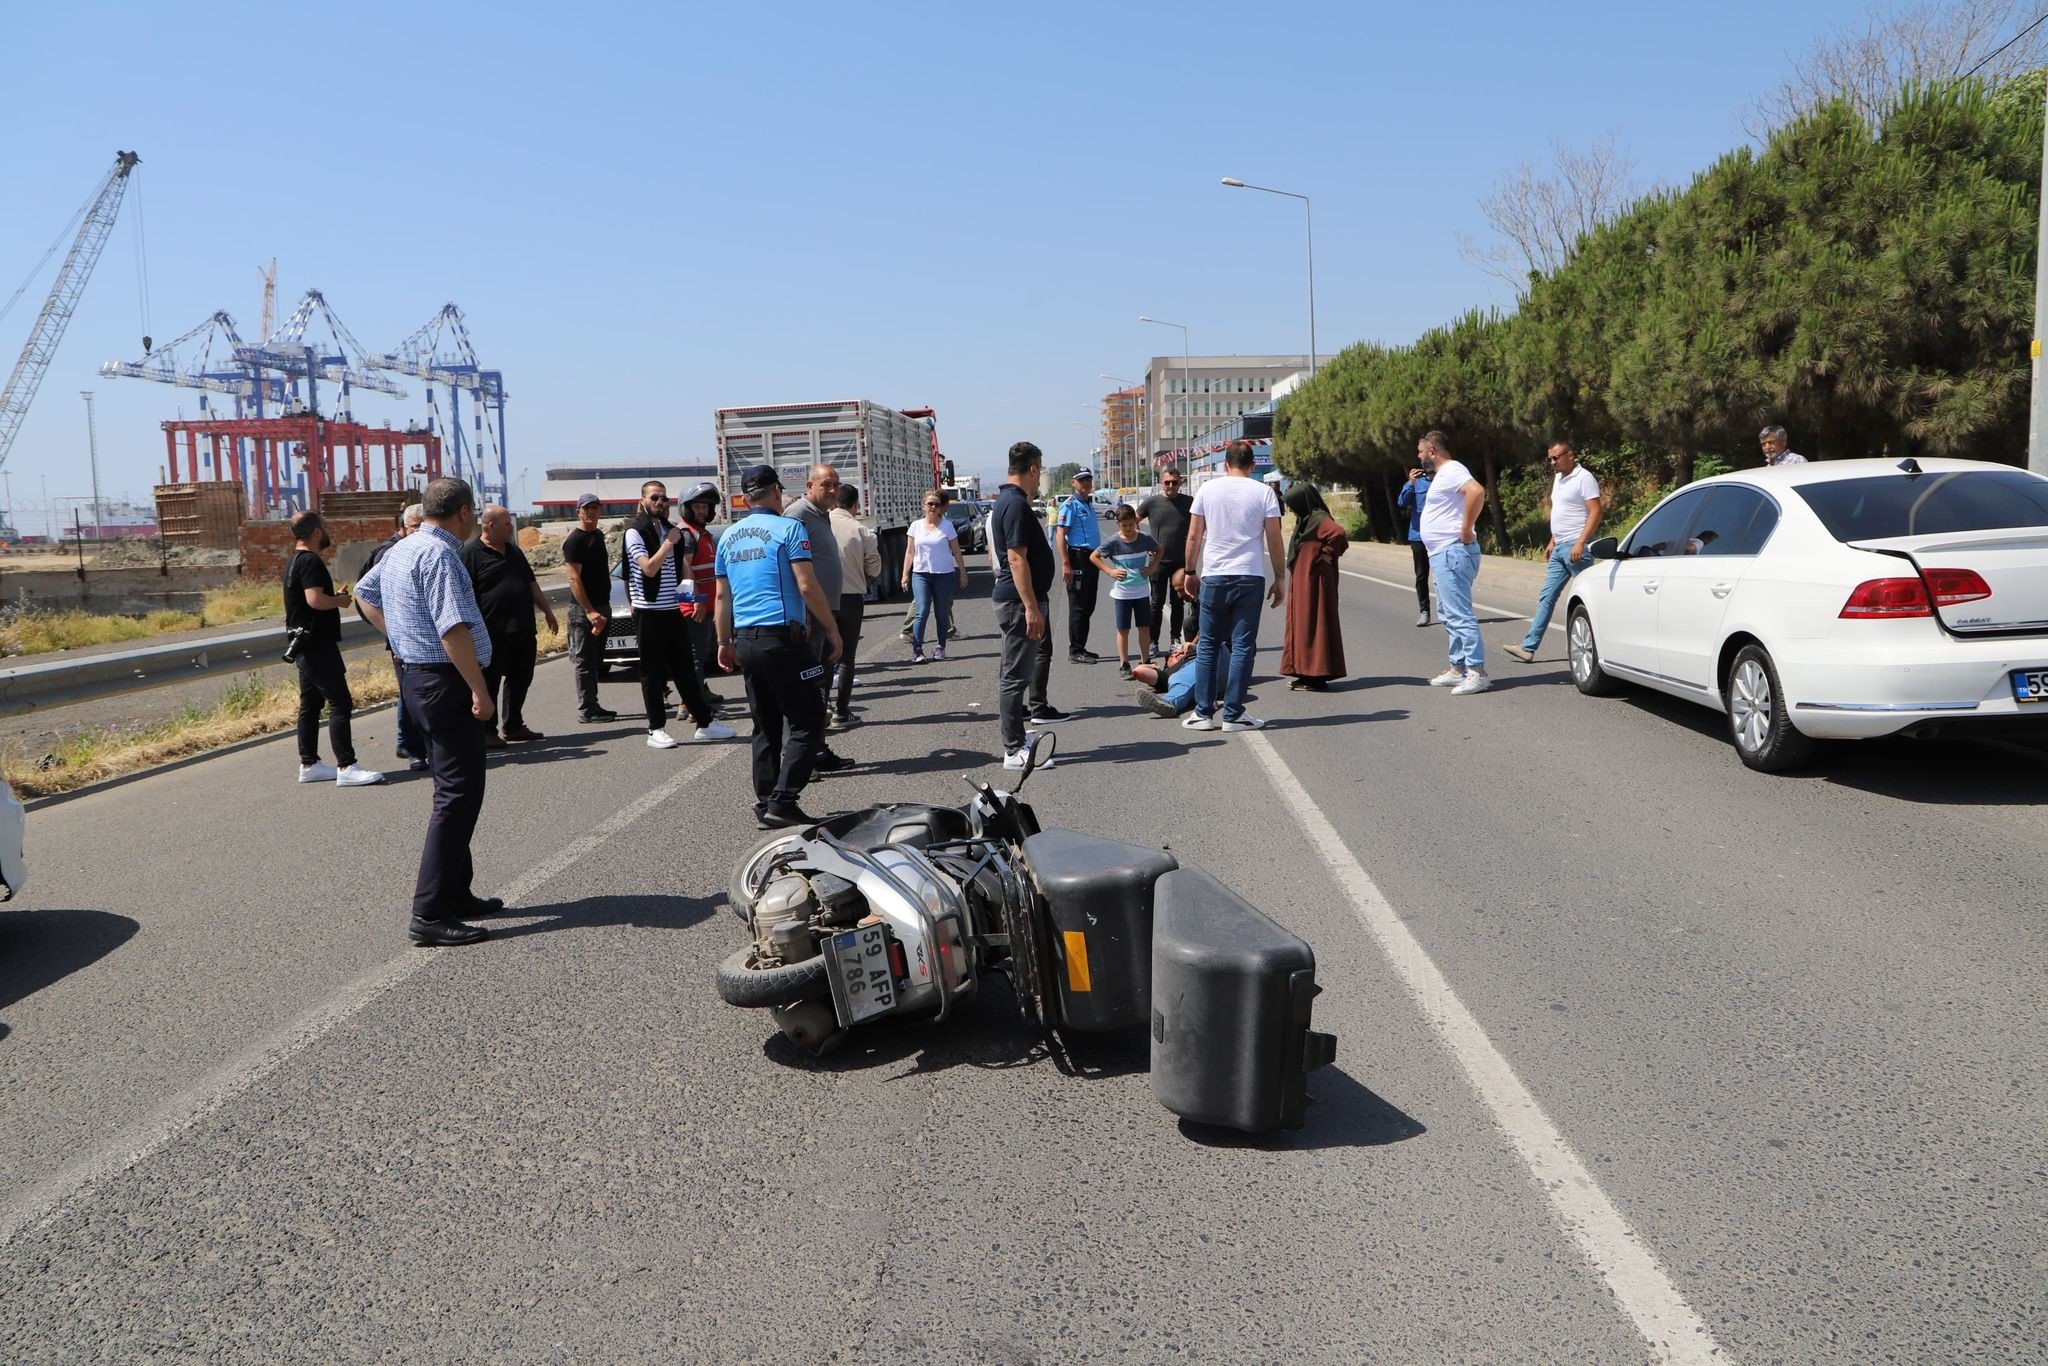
[0,584,575,718]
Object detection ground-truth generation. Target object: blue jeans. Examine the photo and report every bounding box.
[911,572,956,650]
[1191,575,1262,721]
[1162,659,1197,712]
[1429,542,1483,672]
[1521,543,1593,650]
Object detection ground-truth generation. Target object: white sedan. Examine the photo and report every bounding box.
[1565,457,2048,771]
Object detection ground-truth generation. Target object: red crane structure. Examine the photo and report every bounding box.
[162,414,441,517]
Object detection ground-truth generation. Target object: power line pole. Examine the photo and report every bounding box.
[80,390,102,535]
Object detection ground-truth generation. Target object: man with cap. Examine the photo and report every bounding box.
[561,493,618,724]
[1053,467,1103,664]
[786,464,855,773]
[677,480,725,685]
[625,480,737,749]
[715,464,844,828]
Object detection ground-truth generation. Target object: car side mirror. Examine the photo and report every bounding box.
[1587,536,1623,561]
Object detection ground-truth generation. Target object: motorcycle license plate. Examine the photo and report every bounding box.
[826,924,896,1026]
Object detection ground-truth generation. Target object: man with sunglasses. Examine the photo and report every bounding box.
[1501,441,1602,664]
[1138,467,1196,657]
[625,481,735,748]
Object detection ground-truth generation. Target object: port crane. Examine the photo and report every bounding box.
[369,304,506,505]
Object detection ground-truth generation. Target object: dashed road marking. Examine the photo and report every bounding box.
[1242,731,1725,1364]
[0,744,737,1248]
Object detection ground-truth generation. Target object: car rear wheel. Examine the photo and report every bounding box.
[1726,644,1814,773]
[1567,606,1623,696]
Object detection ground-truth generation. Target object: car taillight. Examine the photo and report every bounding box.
[1922,567,1992,605]
[1840,569,1993,618]
[1840,578,1931,618]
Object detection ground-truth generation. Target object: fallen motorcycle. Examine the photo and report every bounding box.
[716,733,1337,1133]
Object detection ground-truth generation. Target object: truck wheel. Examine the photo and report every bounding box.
[716,946,829,1009]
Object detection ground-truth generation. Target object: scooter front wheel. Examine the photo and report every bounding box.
[715,946,829,1009]
[729,832,806,922]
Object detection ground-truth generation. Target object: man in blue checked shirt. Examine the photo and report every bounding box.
[1053,467,1102,665]
[356,477,503,948]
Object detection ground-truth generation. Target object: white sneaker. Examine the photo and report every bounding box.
[297,762,338,784]
[1221,715,1267,732]
[1428,668,1467,687]
[334,763,386,787]
[1451,671,1492,695]
[647,729,681,749]
[693,721,737,741]
[1002,749,1055,771]
[1181,713,1218,731]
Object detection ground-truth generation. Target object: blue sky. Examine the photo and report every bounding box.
[0,0,1875,523]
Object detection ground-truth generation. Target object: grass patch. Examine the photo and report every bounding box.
[200,581,284,626]
[0,608,203,656]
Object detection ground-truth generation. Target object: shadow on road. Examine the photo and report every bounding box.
[1479,671,1572,692]
[1271,710,1410,730]
[856,745,1004,779]
[484,892,722,941]
[0,908,142,1039]
[1055,739,1225,766]
[1177,1067,1427,1152]
[1327,674,1429,692]
[1821,737,2048,806]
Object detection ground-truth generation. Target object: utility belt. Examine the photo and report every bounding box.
[733,624,805,642]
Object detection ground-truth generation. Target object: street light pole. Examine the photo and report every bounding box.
[1138,317,1191,470]
[1222,178,1316,376]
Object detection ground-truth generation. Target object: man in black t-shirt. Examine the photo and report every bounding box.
[284,510,383,787]
[989,441,1066,768]
[1138,469,1196,653]
[461,505,559,745]
[560,493,618,723]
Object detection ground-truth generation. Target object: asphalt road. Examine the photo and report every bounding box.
[2,544,2043,1363]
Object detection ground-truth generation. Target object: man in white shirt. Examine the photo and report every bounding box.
[1181,440,1285,732]
[1503,440,1603,663]
[1416,429,1491,695]
[829,483,882,726]
[1759,425,1808,466]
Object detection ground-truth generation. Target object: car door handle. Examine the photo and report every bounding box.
[1711,583,1733,599]
[1642,581,1659,594]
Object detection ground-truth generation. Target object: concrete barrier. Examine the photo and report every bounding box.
[0,584,574,717]
[0,566,243,616]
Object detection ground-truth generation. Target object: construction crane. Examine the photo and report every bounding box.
[0,151,142,483]
[369,303,506,504]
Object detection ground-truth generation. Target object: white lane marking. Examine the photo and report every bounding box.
[1342,566,1563,636]
[1242,731,1724,1364]
[0,744,736,1248]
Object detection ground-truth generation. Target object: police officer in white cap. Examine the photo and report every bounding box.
[715,464,843,828]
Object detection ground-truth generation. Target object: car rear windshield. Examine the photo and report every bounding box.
[1793,469,2048,541]
[945,504,975,523]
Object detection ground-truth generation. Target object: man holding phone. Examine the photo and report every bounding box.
[626,480,736,749]
[1417,430,1490,695]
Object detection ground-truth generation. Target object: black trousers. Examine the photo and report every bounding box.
[833,593,866,714]
[995,596,1053,753]
[1410,539,1432,612]
[636,608,714,732]
[567,611,605,715]
[402,663,487,921]
[294,637,356,767]
[1149,559,1190,647]
[1065,548,1100,656]
[482,627,536,731]
[737,628,827,806]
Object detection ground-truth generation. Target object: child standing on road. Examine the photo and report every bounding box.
[1091,505,1161,679]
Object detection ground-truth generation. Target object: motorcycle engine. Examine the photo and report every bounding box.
[751,874,820,965]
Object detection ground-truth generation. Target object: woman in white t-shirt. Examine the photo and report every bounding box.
[901,490,967,662]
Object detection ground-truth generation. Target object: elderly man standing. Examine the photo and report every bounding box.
[462,504,558,746]
[1759,425,1808,466]
[830,482,881,727]
[363,503,426,769]
[355,478,499,947]
[787,464,855,773]
[1503,440,1602,664]
[1053,466,1103,664]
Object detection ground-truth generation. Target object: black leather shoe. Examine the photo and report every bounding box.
[394,746,415,760]
[409,917,487,947]
[579,709,620,724]
[466,897,507,917]
[814,752,855,773]
[758,802,818,829]
[408,758,429,772]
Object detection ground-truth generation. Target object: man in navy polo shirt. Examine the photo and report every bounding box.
[1053,466,1103,664]
[715,464,844,829]
[989,442,1067,770]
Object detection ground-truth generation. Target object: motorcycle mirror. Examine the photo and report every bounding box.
[1014,730,1057,789]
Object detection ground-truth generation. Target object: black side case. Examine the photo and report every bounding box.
[1022,828,1178,1033]
[1150,866,1337,1132]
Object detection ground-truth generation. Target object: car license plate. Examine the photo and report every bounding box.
[827,924,896,1025]
[2011,669,2048,704]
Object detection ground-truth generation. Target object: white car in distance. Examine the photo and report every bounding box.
[1565,457,2048,771]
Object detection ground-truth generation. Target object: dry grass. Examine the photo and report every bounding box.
[200,581,284,626]
[4,632,572,799]
[0,608,203,656]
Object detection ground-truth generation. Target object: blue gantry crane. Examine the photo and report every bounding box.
[370,304,506,506]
